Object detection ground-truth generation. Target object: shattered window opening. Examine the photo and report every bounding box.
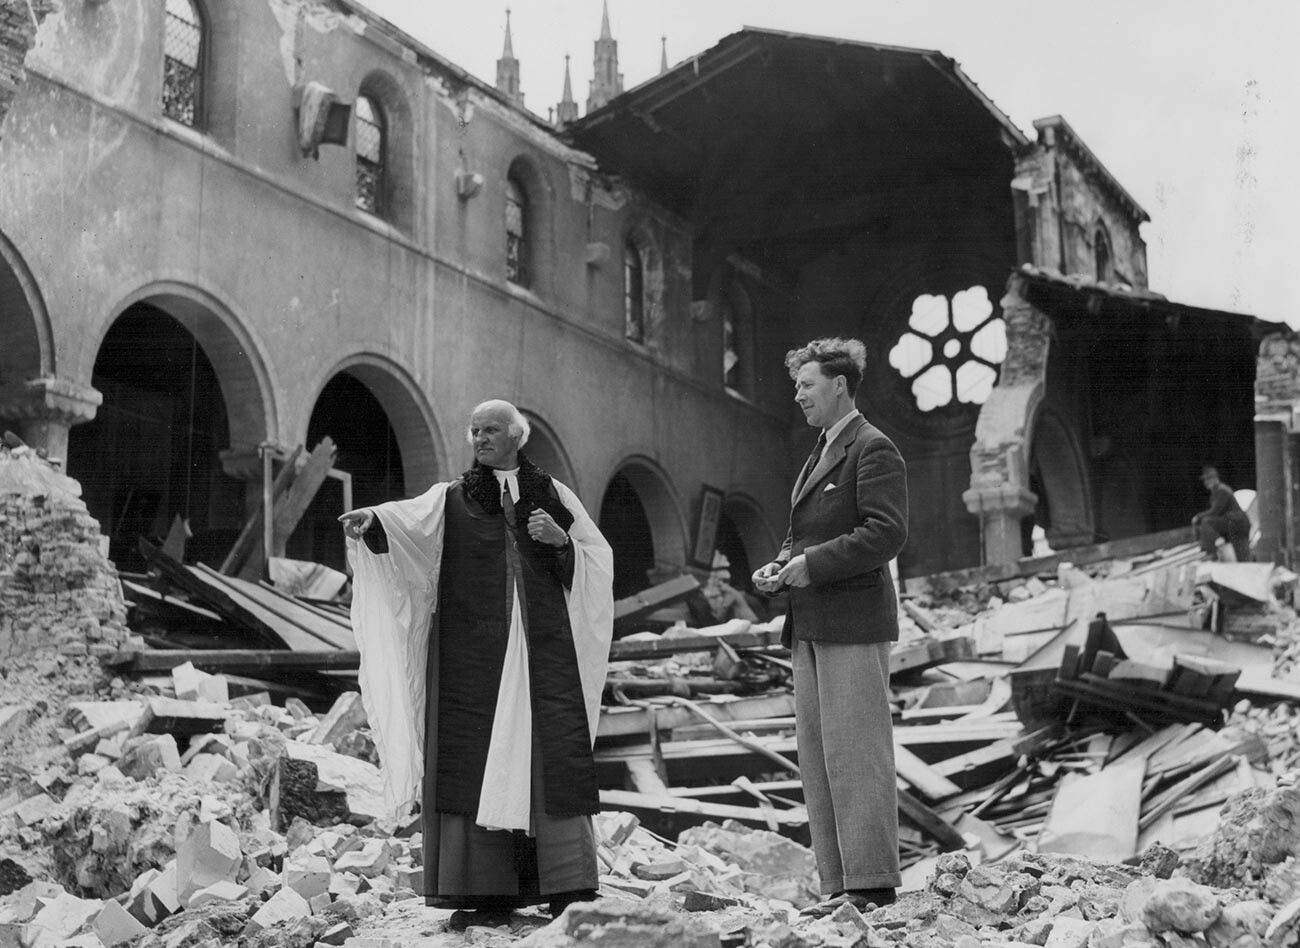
[505,175,528,286]
[162,0,202,127]
[624,238,645,342]
[354,96,384,215]
[888,285,1005,412]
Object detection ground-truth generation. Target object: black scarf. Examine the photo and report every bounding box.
[459,452,575,531]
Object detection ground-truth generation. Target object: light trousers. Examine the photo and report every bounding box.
[792,637,901,894]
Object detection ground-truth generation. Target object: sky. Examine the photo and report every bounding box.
[360,0,1299,326]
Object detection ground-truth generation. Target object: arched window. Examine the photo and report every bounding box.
[162,0,203,127]
[505,174,529,286]
[624,238,645,342]
[888,285,1006,412]
[720,282,753,396]
[354,95,385,215]
[1095,227,1114,283]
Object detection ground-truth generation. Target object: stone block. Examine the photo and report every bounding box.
[390,865,422,893]
[682,890,741,912]
[562,901,721,947]
[283,740,385,822]
[1043,915,1094,948]
[179,733,231,766]
[184,753,239,784]
[0,858,33,897]
[271,758,349,831]
[1139,878,1222,934]
[329,872,361,899]
[176,819,243,904]
[319,921,354,945]
[91,899,147,947]
[309,892,332,914]
[143,696,228,736]
[284,854,332,900]
[172,661,230,704]
[305,691,368,747]
[76,753,111,776]
[247,886,311,932]
[118,733,182,780]
[93,735,125,759]
[187,880,249,908]
[245,866,280,896]
[10,793,58,826]
[632,858,687,881]
[27,891,102,940]
[126,864,180,927]
[334,841,390,879]
[0,706,29,743]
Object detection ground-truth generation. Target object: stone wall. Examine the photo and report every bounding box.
[0,0,51,135]
[0,442,128,663]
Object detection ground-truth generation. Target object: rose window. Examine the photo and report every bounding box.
[888,286,1006,412]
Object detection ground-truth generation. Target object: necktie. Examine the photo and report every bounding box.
[501,480,517,527]
[796,432,827,494]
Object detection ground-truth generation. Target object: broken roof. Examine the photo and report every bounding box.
[568,27,1031,267]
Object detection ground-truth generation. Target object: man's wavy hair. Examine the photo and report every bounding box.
[465,399,532,447]
[784,338,868,397]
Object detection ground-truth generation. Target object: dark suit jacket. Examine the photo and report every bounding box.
[778,412,908,647]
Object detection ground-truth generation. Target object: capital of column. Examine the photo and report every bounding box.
[0,377,102,426]
[962,483,1037,519]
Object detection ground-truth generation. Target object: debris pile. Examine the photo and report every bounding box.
[0,442,129,662]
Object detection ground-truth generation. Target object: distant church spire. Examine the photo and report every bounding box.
[495,8,524,106]
[660,35,668,74]
[556,54,578,126]
[586,0,622,113]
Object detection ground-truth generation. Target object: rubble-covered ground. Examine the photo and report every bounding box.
[10,442,1300,947]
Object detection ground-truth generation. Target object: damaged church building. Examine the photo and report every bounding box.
[0,0,1294,596]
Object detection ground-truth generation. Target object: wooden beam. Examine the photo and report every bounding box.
[220,446,302,577]
[104,649,361,674]
[608,627,782,660]
[896,788,965,850]
[266,438,338,562]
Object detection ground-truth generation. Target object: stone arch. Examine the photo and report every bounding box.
[92,281,277,454]
[356,68,416,232]
[598,455,687,599]
[68,285,274,569]
[719,491,777,594]
[519,411,576,490]
[308,354,442,497]
[0,228,54,396]
[1027,406,1095,550]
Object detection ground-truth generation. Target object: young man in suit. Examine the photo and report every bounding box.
[753,337,908,916]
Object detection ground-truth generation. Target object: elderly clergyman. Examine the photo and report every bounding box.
[339,399,613,927]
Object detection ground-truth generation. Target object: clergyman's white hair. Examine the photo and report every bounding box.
[465,399,531,447]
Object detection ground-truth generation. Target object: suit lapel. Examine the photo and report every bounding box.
[793,414,864,507]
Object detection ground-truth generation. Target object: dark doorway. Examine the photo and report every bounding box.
[68,303,238,571]
[599,472,655,600]
[296,373,403,572]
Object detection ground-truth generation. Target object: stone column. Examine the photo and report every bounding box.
[962,274,1052,566]
[0,377,101,462]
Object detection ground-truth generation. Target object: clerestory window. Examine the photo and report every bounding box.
[162,0,203,127]
[354,95,385,215]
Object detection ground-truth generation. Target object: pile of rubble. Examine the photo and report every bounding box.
[0,441,129,662]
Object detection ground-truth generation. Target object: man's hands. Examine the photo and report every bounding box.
[338,509,374,540]
[528,509,569,547]
[753,555,811,591]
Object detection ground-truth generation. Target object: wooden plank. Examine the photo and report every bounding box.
[597,692,796,739]
[893,720,1024,746]
[1037,758,1145,860]
[1139,755,1239,831]
[894,745,961,800]
[140,540,289,649]
[196,566,355,650]
[928,739,1018,778]
[608,627,781,661]
[903,528,1194,597]
[613,575,701,625]
[897,788,965,850]
[267,438,338,561]
[220,445,302,577]
[624,759,671,796]
[105,649,362,674]
[599,788,807,827]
